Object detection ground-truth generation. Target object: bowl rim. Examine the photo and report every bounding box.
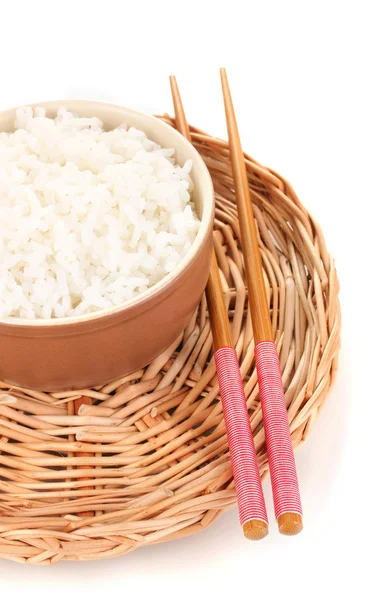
[0,100,215,328]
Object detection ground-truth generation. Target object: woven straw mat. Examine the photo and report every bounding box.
[0,116,341,564]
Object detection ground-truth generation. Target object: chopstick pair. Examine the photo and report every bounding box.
[169,72,303,538]
[170,76,268,541]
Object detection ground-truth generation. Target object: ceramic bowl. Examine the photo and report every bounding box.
[0,101,214,390]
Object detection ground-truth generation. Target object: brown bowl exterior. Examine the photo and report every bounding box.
[0,102,214,390]
[0,244,211,390]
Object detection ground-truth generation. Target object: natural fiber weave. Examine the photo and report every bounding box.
[0,117,341,564]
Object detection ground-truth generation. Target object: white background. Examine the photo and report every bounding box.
[0,0,381,597]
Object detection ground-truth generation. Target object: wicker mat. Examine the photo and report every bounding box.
[0,118,341,563]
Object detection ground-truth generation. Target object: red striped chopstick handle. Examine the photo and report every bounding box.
[255,341,302,519]
[214,346,268,525]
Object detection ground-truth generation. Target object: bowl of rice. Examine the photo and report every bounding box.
[0,101,214,390]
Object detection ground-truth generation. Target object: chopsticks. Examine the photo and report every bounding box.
[220,68,303,535]
[170,75,268,541]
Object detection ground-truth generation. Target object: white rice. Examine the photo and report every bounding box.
[0,107,200,320]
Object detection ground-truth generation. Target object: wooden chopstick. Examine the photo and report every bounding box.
[170,75,268,540]
[220,68,303,535]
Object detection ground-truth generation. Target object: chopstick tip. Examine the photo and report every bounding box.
[169,74,179,94]
[220,67,227,81]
